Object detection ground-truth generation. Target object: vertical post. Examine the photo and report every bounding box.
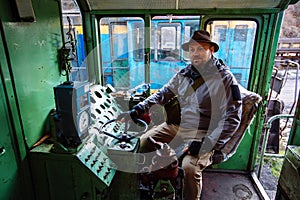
[144,14,151,84]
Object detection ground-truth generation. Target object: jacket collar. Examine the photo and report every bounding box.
[180,57,227,79]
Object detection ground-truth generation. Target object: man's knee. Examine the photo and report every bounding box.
[139,137,155,153]
[182,155,202,175]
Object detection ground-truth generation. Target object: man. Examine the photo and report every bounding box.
[119,30,242,199]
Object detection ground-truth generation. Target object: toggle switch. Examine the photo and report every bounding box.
[91,160,97,167]
[103,171,110,179]
[97,166,103,173]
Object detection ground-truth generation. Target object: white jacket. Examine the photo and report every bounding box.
[137,57,242,150]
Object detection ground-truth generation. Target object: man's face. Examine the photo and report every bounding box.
[189,42,214,67]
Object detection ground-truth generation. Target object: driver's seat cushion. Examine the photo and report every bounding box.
[212,85,262,164]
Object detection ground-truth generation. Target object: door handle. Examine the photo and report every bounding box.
[0,146,5,157]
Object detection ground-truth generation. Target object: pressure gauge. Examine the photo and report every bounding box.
[79,110,90,133]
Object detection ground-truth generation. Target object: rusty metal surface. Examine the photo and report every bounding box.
[201,171,261,200]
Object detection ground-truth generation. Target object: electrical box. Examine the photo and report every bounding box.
[54,81,91,147]
[30,132,118,200]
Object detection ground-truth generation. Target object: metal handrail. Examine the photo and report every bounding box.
[257,114,294,179]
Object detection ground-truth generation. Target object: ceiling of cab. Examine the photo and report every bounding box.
[76,0,286,10]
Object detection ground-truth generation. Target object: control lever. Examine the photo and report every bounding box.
[99,118,148,144]
[147,136,163,150]
[145,136,179,179]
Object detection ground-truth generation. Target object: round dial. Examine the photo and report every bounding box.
[79,110,90,133]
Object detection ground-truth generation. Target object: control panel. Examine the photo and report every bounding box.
[30,84,144,199]
[76,135,116,186]
[89,85,140,152]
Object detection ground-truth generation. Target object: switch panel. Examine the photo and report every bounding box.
[76,138,116,186]
[89,85,139,151]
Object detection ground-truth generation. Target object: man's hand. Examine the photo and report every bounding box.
[211,150,225,165]
[116,109,138,122]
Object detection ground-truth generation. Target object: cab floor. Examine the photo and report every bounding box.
[201,170,264,200]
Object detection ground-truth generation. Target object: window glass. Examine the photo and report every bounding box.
[99,17,144,90]
[161,26,176,49]
[133,22,144,61]
[98,16,200,91]
[112,24,128,59]
[182,21,200,60]
[207,20,257,87]
[158,24,181,61]
[234,25,248,41]
[214,25,227,41]
[150,16,200,87]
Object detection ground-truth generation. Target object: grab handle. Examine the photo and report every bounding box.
[0,146,5,157]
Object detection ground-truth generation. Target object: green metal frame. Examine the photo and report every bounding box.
[0,0,298,199]
[78,6,289,171]
[0,19,34,200]
[288,92,300,145]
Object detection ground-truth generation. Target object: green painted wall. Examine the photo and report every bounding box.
[288,92,300,145]
[0,0,65,198]
[1,0,65,148]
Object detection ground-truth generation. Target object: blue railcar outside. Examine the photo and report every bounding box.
[75,18,256,89]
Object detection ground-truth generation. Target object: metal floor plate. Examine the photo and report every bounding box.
[201,171,263,200]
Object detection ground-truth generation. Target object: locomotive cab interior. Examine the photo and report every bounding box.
[1,0,300,199]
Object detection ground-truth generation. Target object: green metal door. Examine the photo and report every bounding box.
[0,28,23,200]
[0,76,20,200]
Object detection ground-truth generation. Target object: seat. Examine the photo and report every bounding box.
[212,85,262,164]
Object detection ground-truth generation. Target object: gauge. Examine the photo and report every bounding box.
[79,110,90,133]
[54,81,91,147]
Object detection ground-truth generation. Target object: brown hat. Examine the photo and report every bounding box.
[181,30,219,52]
